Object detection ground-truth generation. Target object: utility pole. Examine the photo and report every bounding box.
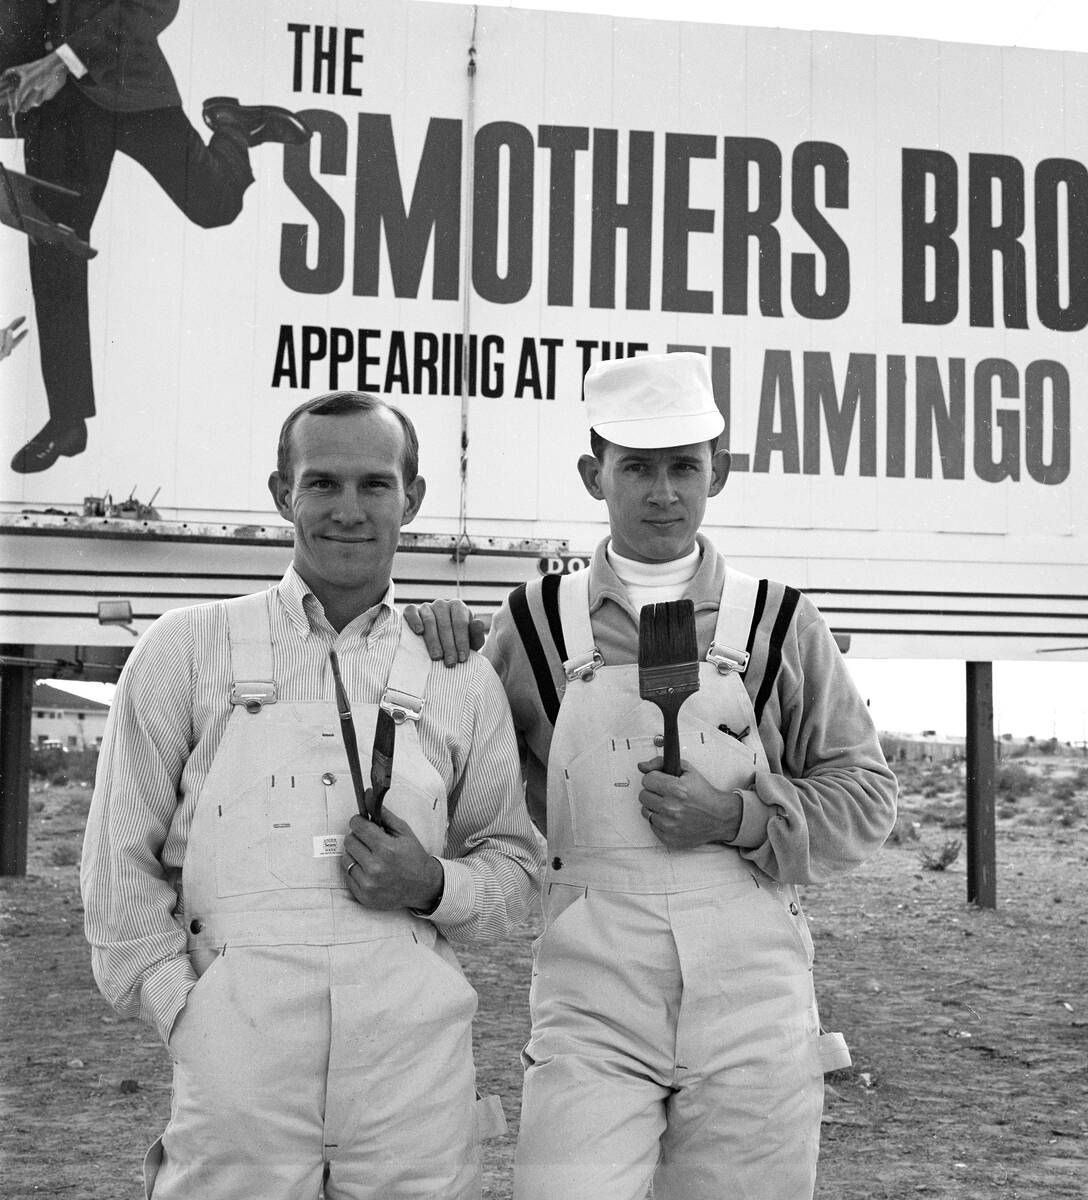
[965,662,997,908]
[0,646,34,876]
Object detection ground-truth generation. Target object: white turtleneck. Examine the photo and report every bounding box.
[606,542,701,612]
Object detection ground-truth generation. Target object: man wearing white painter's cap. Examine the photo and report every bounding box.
[414,350,898,1199]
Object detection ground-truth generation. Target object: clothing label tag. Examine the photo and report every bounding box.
[313,834,345,858]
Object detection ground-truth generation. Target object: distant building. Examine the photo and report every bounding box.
[31,683,110,750]
[880,732,967,764]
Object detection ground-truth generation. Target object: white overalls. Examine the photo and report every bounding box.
[514,569,849,1200]
[144,593,497,1200]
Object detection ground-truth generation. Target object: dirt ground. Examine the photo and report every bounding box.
[2,753,1086,1199]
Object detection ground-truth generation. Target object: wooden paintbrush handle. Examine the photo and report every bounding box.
[662,709,682,776]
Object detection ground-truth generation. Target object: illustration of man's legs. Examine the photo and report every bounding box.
[12,85,310,474]
[15,84,112,473]
[118,98,311,229]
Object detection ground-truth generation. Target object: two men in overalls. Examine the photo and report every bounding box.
[477,352,899,1199]
[81,391,544,1198]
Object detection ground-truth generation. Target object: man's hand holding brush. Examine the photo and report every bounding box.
[637,757,747,850]
[343,811,445,913]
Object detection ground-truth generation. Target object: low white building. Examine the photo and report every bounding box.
[31,683,110,751]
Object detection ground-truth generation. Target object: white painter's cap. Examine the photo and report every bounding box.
[584,352,724,449]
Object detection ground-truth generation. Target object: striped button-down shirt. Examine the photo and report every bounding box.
[81,565,543,1039]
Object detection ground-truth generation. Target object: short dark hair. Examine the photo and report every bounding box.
[589,428,720,460]
[276,391,420,486]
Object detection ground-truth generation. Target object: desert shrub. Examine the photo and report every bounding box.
[1050,777,1079,802]
[919,839,961,870]
[996,764,1035,799]
[49,842,81,867]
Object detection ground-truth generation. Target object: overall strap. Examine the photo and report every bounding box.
[558,569,603,683]
[224,592,277,713]
[707,566,762,676]
[508,575,565,726]
[381,616,431,724]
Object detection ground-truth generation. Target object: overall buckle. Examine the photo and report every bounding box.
[229,681,278,713]
[707,643,750,675]
[564,648,604,683]
[380,688,423,724]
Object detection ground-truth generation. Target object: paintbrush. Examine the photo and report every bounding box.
[329,651,371,818]
[369,707,395,821]
[638,599,700,777]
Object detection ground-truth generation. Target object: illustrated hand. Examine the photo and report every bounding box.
[637,756,747,849]
[342,809,444,911]
[0,317,27,362]
[403,599,486,666]
[6,54,69,114]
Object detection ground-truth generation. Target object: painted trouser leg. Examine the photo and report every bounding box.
[515,880,824,1200]
[652,882,824,1200]
[514,888,678,1200]
[148,938,483,1200]
[515,1048,666,1200]
[323,937,483,1200]
[149,946,329,1200]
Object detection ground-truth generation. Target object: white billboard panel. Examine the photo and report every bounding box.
[1,1,1085,658]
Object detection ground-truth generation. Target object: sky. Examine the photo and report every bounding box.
[49,2,1088,744]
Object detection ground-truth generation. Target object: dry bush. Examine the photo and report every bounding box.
[995,764,1035,799]
[918,839,962,871]
[49,842,82,867]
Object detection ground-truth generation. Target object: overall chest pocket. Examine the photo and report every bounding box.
[214,772,346,897]
[562,728,759,850]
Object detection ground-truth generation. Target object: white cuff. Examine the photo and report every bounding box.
[423,858,475,929]
[54,44,87,79]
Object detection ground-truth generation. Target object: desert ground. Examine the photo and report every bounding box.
[2,748,1086,1198]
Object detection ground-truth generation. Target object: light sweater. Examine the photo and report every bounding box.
[483,535,898,885]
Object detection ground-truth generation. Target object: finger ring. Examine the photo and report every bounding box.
[346,860,357,878]
[647,812,655,827]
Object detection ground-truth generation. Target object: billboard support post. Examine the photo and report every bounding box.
[965,661,997,909]
[0,647,33,877]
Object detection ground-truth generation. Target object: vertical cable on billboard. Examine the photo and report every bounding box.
[455,8,480,590]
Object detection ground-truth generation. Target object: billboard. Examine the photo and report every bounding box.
[1,1,1086,658]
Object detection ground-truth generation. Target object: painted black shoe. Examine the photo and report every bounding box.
[202,96,312,147]
[10,419,88,473]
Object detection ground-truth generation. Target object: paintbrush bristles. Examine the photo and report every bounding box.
[638,600,700,777]
[638,600,698,668]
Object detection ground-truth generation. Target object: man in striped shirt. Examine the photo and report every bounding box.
[415,351,898,1200]
[81,391,543,1199]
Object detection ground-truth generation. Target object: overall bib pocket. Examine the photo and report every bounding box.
[562,729,760,850]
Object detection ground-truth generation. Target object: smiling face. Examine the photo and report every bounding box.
[577,439,731,564]
[268,408,425,627]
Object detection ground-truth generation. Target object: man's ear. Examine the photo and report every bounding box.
[577,453,605,501]
[401,475,427,526]
[708,448,731,497]
[268,471,293,523]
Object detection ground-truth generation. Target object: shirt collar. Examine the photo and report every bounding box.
[276,563,398,640]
